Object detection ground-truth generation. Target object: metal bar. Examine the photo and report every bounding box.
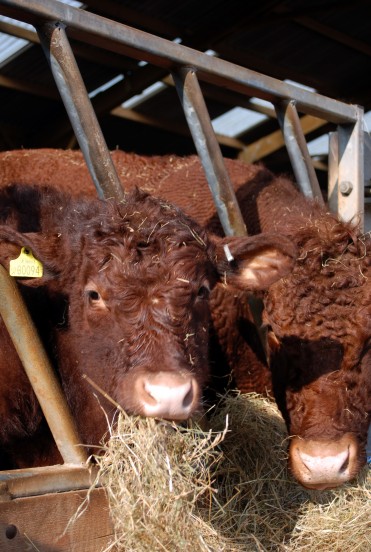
[36,21,125,201]
[336,105,364,229]
[172,67,268,359]
[0,265,88,465]
[275,100,324,204]
[0,0,359,124]
[172,67,246,237]
[328,131,339,215]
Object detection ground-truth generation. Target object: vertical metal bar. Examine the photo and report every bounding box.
[0,265,87,465]
[362,132,371,232]
[328,131,339,215]
[172,67,247,237]
[315,118,365,228]
[172,67,269,359]
[275,100,324,204]
[36,21,125,202]
[336,106,364,229]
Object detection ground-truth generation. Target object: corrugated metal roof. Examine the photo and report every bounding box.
[0,17,32,66]
[0,1,84,66]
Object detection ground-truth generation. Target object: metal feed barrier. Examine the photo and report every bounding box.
[0,0,366,497]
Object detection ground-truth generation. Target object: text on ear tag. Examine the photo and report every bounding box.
[9,247,43,278]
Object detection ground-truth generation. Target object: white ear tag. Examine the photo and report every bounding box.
[223,244,234,263]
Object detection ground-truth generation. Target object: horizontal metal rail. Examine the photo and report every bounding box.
[0,0,359,124]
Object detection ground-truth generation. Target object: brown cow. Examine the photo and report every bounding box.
[1,148,369,489]
[236,175,371,490]
[0,182,295,468]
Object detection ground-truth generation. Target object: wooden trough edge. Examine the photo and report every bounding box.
[0,486,114,552]
[0,464,99,500]
[0,464,114,551]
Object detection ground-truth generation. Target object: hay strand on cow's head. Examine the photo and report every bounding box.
[94,392,370,552]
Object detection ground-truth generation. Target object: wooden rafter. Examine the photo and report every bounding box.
[239,114,328,163]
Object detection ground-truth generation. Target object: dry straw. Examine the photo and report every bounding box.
[93,393,370,552]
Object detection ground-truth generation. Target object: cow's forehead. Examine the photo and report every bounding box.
[88,195,211,251]
[83,237,215,288]
[74,193,214,268]
[265,263,371,340]
[265,220,371,344]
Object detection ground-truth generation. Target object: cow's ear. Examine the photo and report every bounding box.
[214,233,297,290]
[0,226,61,287]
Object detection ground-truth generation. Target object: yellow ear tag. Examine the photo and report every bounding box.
[9,247,43,278]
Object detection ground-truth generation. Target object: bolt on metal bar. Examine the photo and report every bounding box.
[275,100,324,204]
[329,105,364,229]
[0,265,88,465]
[172,67,246,238]
[0,0,359,124]
[37,21,125,202]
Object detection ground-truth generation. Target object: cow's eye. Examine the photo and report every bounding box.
[85,286,107,310]
[197,285,210,300]
[136,241,151,258]
[137,241,149,249]
[87,290,100,301]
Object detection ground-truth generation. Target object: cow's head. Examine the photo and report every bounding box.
[0,184,296,444]
[263,216,371,489]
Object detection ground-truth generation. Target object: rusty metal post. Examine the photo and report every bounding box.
[275,100,324,204]
[172,67,246,237]
[0,265,88,465]
[36,21,125,201]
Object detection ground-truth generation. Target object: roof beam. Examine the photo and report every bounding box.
[35,63,169,147]
[111,105,245,150]
[294,16,371,58]
[85,0,181,39]
[0,73,57,97]
[238,114,328,163]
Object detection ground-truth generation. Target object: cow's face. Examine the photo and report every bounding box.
[60,198,296,430]
[264,235,371,489]
[0,186,296,444]
[65,229,218,423]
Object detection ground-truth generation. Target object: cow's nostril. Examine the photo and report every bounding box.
[183,385,193,409]
[340,448,350,473]
[143,384,159,406]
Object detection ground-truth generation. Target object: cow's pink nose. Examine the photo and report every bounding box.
[289,434,359,489]
[136,371,199,420]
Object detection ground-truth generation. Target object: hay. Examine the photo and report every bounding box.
[95,413,230,552]
[94,393,370,552]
